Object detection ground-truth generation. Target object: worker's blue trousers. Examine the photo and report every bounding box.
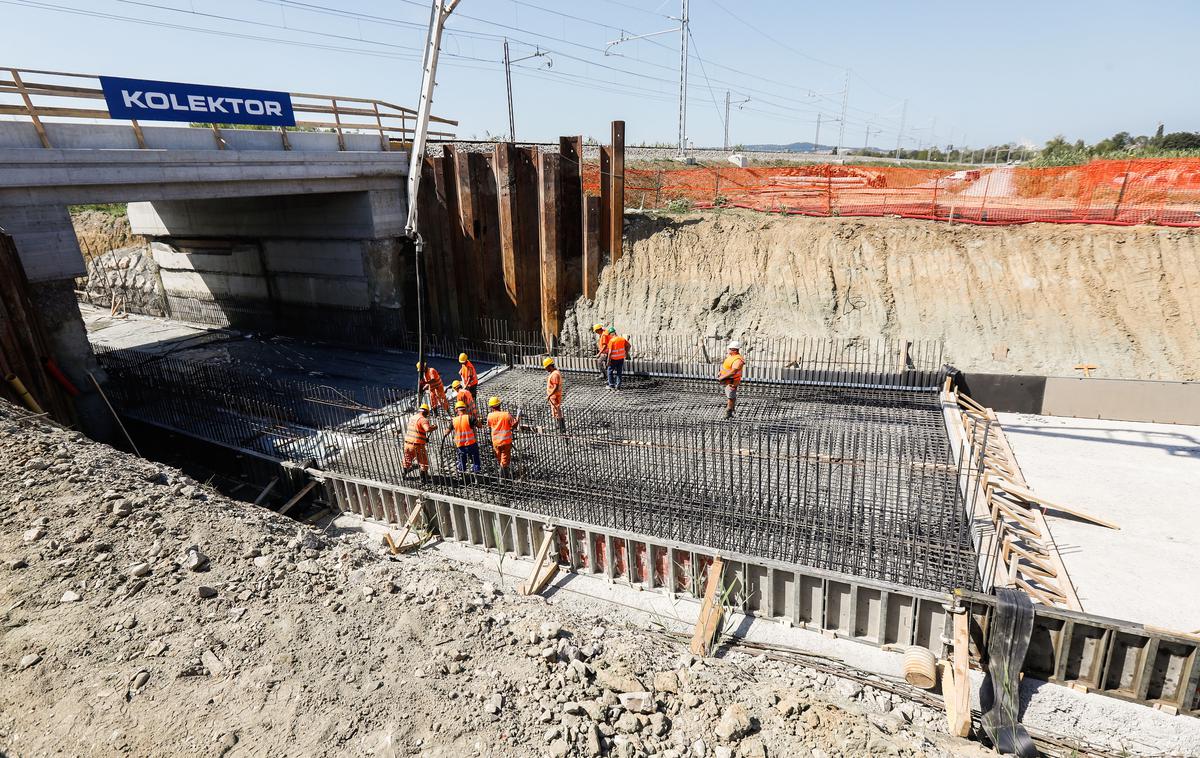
[456,443,481,473]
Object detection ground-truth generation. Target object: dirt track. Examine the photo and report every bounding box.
[564,211,1200,380]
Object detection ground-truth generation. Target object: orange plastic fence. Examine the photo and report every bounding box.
[582,159,1200,226]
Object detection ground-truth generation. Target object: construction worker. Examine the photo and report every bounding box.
[543,357,566,434]
[417,361,450,415]
[458,352,478,394]
[452,400,481,475]
[592,323,610,379]
[450,380,477,422]
[401,403,437,482]
[717,340,746,419]
[486,396,521,479]
[605,327,630,390]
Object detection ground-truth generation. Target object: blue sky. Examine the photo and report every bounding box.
[5,0,1196,150]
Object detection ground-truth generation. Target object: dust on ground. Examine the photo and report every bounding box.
[0,400,990,757]
[565,210,1200,381]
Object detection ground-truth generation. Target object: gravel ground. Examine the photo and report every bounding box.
[0,398,1004,757]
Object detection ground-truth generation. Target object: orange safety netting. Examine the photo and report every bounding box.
[582,159,1200,226]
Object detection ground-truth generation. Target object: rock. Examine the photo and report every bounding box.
[579,700,605,721]
[296,559,321,575]
[18,653,41,670]
[563,702,586,716]
[618,691,655,714]
[184,546,209,572]
[540,621,562,640]
[653,670,680,694]
[132,670,150,689]
[591,626,606,638]
[691,738,707,758]
[253,556,271,569]
[60,590,81,603]
[547,738,570,758]
[775,697,804,717]
[803,710,821,729]
[596,665,645,694]
[614,712,641,734]
[129,562,151,577]
[714,748,733,758]
[583,723,603,756]
[197,585,218,599]
[809,750,828,758]
[22,527,46,543]
[834,680,863,700]
[481,581,498,597]
[201,650,225,676]
[715,703,752,742]
[486,693,503,714]
[7,558,28,570]
[737,737,767,758]
[143,640,167,657]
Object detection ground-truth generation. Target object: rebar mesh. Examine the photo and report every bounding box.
[94,343,980,592]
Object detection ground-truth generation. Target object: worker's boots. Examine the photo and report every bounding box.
[556,418,567,434]
[419,471,431,484]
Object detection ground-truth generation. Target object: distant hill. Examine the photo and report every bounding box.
[740,141,833,153]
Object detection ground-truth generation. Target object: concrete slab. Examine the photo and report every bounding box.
[998,412,1200,632]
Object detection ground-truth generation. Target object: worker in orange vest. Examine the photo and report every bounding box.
[452,400,481,475]
[417,361,450,415]
[717,340,746,419]
[604,327,630,390]
[486,396,522,479]
[592,323,609,379]
[543,357,566,434]
[458,352,478,394]
[450,380,477,422]
[401,403,437,482]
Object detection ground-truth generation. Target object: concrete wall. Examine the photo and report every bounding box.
[960,371,1200,425]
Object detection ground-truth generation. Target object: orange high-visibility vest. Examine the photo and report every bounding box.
[459,360,477,388]
[608,335,628,361]
[598,332,611,352]
[718,353,745,387]
[422,367,444,391]
[405,414,434,445]
[487,410,514,446]
[546,369,563,401]
[458,388,475,410]
[452,413,476,447]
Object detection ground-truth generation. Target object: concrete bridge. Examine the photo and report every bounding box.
[0,66,456,435]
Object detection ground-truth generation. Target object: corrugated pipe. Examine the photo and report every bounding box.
[5,373,44,414]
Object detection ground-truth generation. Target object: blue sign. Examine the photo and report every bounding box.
[100,76,295,127]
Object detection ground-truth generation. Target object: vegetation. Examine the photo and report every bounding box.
[1031,127,1200,166]
[71,203,126,218]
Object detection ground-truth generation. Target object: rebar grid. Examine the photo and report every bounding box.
[94,346,980,592]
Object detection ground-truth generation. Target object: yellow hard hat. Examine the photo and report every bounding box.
[488,396,501,407]
[451,379,461,389]
[415,361,424,369]
[419,403,430,412]
[454,400,467,409]
[592,323,604,332]
[458,352,468,363]
[542,357,555,368]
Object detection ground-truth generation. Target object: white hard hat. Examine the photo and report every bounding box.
[728,340,741,350]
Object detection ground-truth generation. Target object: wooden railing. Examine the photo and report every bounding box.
[0,66,456,151]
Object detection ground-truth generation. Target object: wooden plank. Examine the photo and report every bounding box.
[998,480,1120,530]
[609,120,625,262]
[583,194,601,300]
[689,556,726,657]
[538,152,563,348]
[252,477,279,505]
[388,499,426,554]
[944,609,972,737]
[559,136,584,304]
[8,70,50,147]
[520,526,560,596]
[599,145,612,260]
[278,479,318,516]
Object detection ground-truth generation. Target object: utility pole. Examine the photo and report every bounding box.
[814,113,822,152]
[836,69,849,155]
[605,2,688,156]
[502,39,550,142]
[894,98,907,158]
[677,0,690,156]
[722,89,750,151]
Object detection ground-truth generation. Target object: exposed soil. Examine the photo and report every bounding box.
[71,208,143,262]
[564,210,1200,380]
[0,401,992,757]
